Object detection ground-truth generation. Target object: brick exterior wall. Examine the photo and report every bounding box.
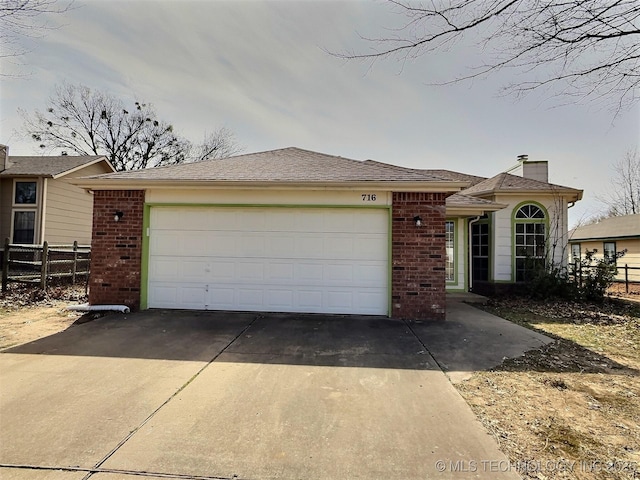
[89,190,144,309]
[392,192,448,320]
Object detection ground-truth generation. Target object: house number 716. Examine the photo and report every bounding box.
[361,194,377,201]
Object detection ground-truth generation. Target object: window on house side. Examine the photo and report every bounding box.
[13,211,36,244]
[514,204,547,282]
[603,242,617,265]
[571,244,581,264]
[445,221,455,282]
[14,181,37,204]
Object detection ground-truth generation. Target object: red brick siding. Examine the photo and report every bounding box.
[89,190,144,309]
[392,192,447,320]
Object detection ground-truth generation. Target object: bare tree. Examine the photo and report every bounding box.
[598,149,640,216]
[21,83,242,171]
[191,127,243,162]
[336,0,640,111]
[1,0,72,61]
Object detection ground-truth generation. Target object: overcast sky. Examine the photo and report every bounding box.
[1,0,638,226]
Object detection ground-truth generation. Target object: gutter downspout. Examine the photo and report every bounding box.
[67,303,130,313]
[468,215,481,292]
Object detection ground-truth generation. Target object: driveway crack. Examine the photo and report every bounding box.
[81,314,261,480]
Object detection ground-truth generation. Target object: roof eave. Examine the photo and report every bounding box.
[70,178,469,192]
[446,203,508,216]
[570,233,640,242]
[468,188,583,201]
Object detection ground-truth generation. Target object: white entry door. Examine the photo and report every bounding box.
[147,207,388,315]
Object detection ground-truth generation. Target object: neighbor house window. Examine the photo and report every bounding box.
[571,244,581,264]
[12,211,36,244]
[445,220,455,282]
[514,203,547,282]
[14,181,37,204]
[603,242,617,265]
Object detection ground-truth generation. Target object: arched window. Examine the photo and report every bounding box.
[513,203,547,282]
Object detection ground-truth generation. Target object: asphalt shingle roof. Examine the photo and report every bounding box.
[461,172,580,195]
[570,214,640,240]
[1,155,107,177]
[88,148,453,183]
[446,193,504,208]
[422,169,486,186]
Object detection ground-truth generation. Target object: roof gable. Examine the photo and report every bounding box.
[1,155,114,178]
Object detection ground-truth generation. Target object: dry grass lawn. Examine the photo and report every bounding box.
[457,298,640,479]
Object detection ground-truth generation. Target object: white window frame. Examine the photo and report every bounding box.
[13,179,39,206]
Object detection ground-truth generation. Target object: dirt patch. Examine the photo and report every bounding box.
[457,297,640,479]
[0,284,88,350]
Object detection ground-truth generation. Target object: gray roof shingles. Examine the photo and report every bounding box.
[461,172,579,195]
[570,214,640,240]
[1,155,107,177]
[87,147,453,183]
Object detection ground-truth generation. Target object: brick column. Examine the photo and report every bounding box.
[392,192,447,320]
[89,190,144,309]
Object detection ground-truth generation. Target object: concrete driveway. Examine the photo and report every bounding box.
[0,305,534,480]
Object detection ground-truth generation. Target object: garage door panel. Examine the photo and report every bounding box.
[266,236,296,256]
[181,234,209,256]
[148,207,388,315]
[207,232,238,256]
[210,261,235,280]
[148,285,178,306]
[266,262,295,281]
[238,289,264,308]
[150,232,180,255]
[298,290,323,310]
[237,262,264,281]
[210,287,235,308]
[355,210,389,233]
[149,259,179,280]
[295,235,325,258]
[326,263,353,282]
[239,234,266,256]
[327,290,353,310]
[296,262,324,282]
[265,289,294,309]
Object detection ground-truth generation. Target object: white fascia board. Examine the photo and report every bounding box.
[69,179,470,193]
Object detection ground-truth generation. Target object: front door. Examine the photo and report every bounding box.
[471,222,489,284]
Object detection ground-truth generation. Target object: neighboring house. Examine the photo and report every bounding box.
[569,214,640,283]
[73,147,582,319]
[0,145,115,245]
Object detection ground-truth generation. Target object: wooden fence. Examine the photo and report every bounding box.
[570,261,640,294]
[1,239,90,291]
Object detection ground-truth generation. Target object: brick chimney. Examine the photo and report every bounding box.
[0,144,9,172]
[522,159,548,183]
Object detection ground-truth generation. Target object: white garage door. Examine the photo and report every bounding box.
[147,207,389,315]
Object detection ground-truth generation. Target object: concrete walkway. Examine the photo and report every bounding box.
[0,303,540,480]
[417,298,553,383]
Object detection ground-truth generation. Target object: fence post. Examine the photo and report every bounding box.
[72,240,78,284]
[2,238,9,292]
[625,264,629,294]
[578,262,583,288]
[40,241,48,290]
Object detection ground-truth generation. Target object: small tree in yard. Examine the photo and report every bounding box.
[574,249,626,302]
